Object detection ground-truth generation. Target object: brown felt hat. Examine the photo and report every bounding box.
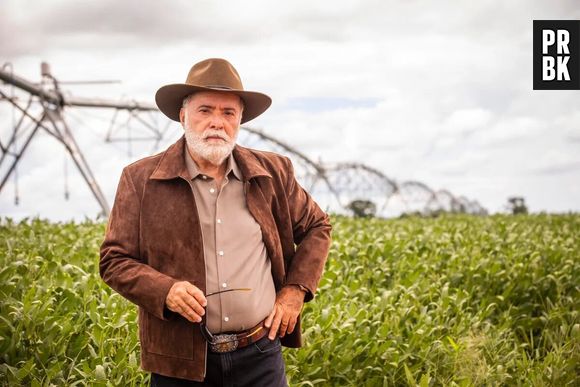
[155,58,272,124]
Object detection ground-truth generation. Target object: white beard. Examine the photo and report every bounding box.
[184,126,237,166]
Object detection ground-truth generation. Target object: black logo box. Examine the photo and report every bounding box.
[533,20,580,90]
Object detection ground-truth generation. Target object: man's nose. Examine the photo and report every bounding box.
[208,112,225,129]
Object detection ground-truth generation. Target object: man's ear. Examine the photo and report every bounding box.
[179,108,185,126]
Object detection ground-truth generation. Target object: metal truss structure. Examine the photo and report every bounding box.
[1,63,486,218]
[0,63,172,216]
[236,130,487,216]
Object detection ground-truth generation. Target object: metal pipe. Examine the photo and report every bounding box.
[0,67,157,111]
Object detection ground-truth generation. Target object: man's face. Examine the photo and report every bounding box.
[180,91,243,166]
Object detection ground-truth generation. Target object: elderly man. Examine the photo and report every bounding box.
[99,58,332,386]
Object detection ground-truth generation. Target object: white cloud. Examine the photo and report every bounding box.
[442,108,493,135]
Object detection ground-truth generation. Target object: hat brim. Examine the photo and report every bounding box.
[155,84,272,124]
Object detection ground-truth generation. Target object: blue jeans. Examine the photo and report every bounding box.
[150,336,287,387]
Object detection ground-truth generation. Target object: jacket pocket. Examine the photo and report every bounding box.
[144,312,195,360]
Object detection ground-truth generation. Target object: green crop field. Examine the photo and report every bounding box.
[0,214,578,386]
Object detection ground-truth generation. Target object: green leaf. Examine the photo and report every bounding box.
[404,363,416,387]
[95,364,106,380]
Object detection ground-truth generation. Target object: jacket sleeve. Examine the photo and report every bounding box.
[99,168,178,320]
[283,157,332,302]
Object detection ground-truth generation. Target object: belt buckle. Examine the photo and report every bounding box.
[210,334,238,353]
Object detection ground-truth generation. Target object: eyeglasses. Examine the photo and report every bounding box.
[200,288,252,345]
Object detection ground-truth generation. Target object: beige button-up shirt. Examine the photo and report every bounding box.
[184,149,276,333]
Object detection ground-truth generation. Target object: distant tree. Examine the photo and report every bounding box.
[507,196,528,214]
[347,199,377,218]
[455,203,467,214]
[428,209,445,218]
[399,210,424,219]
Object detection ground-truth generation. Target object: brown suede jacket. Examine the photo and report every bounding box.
[99,136,332,381]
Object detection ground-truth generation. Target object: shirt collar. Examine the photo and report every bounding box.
[184,146,242,181]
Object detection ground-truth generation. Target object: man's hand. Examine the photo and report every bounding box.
[165,281,207,323]
[264,285,306,340]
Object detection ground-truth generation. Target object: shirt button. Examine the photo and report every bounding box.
[224,317,229,322]
[222,283,227,288]
[218,250,224,256]
[209,188,215,193]
[217,219,222,224]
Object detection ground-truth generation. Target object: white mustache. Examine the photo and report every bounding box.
[203,130,230,142]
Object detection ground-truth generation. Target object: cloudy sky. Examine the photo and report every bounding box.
[1,0,579,220]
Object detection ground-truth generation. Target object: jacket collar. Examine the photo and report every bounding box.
[150,135,272,181]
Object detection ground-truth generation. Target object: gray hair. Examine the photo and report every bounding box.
[182,93,196,109]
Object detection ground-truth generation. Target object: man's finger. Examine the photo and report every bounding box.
[268,305,283,340]
[166,300,177,311]
[185,284,207,307]
[278,316,290,338]
[181,312,201,323]
[179,302,203,322]
[286,316,297,335]
[181,295,205,317]
[168,302,196,322]
[264,306,276,328]
[177,301,202,323]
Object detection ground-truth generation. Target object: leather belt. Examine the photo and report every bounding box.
[208,321,268,353]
